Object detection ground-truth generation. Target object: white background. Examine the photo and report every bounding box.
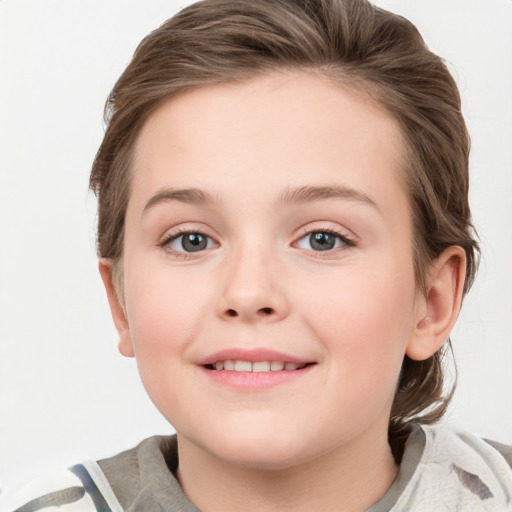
[0,0,511,489]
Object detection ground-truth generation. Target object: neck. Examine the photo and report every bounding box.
[176,427,398,512]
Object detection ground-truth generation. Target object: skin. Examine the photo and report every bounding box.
[100,72,466,512]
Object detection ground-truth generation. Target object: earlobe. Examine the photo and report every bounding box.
[98,259,135,358]
[406,246,466,361]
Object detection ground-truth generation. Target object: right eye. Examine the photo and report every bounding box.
[295,230,353,252]
[165,232,217,253]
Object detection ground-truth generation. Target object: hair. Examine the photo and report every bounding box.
[90,0,479,461]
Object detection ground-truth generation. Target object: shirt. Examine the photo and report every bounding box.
[1,424,511,512]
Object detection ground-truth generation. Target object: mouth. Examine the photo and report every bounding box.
[197,349,316,388]
[203,360,314,372]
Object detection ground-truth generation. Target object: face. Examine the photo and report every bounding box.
[113,72,426,470]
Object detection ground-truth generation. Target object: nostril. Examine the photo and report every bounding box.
[259,307,274,315]
[227,309,238,317]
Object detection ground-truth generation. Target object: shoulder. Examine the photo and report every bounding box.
[0,462,123,512]
[97,435,200,511]
[372,424,512,512]
[400,424,512,511]
[0,435,195,512]
[483,438,512,469]
[422,424,512,474]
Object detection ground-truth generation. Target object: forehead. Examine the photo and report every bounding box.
[130,71,407,216]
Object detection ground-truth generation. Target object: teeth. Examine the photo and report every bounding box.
[252,361,270,373]
[234,360,252,372]
[224,360,235,370]
[211,360,307,372]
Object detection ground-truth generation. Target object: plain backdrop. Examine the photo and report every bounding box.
[1,0,511,489]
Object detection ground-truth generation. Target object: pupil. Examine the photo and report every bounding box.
[182,233,207,252]
[310,232,335,251]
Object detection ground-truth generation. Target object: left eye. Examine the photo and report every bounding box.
[296,231,348,252]
[167,232,216,253]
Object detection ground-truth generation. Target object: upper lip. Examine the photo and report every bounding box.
[197,348,313,366]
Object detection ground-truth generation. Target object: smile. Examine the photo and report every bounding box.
[200,358,315,390]
[205,360,308,372]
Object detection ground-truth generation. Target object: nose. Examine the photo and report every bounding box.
[216,247,289,323]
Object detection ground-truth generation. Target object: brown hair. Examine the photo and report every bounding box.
[90,0,479,460]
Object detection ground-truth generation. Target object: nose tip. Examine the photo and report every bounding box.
[216,257,289,322]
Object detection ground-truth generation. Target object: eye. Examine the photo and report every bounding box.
[166,232,216,253]
[296,230,351,252]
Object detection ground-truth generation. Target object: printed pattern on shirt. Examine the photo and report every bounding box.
[0,463,121,512]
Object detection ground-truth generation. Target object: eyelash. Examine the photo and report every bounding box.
[159,227,355,259]
[159,228,217,260]
[295,228,355,255]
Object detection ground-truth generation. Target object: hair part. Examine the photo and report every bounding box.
[90,0,479,461]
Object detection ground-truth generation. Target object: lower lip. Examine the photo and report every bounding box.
[199,365,314,390]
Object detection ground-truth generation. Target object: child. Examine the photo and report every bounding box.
[2,0,511,510]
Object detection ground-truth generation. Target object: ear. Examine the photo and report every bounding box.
[406,246,466,361]
[98,259,135,358]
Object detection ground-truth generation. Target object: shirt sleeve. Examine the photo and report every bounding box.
[0,462,123,512]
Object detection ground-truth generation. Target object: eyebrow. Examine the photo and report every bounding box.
[143,187,218,215]
[279,185,378,209]
[142,184,378,216]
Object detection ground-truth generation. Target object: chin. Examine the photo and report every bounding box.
[196,420,317,471]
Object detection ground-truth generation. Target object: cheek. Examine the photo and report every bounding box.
[296,261,417,378]
[121,263,214,419]
[123,261,213,357]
